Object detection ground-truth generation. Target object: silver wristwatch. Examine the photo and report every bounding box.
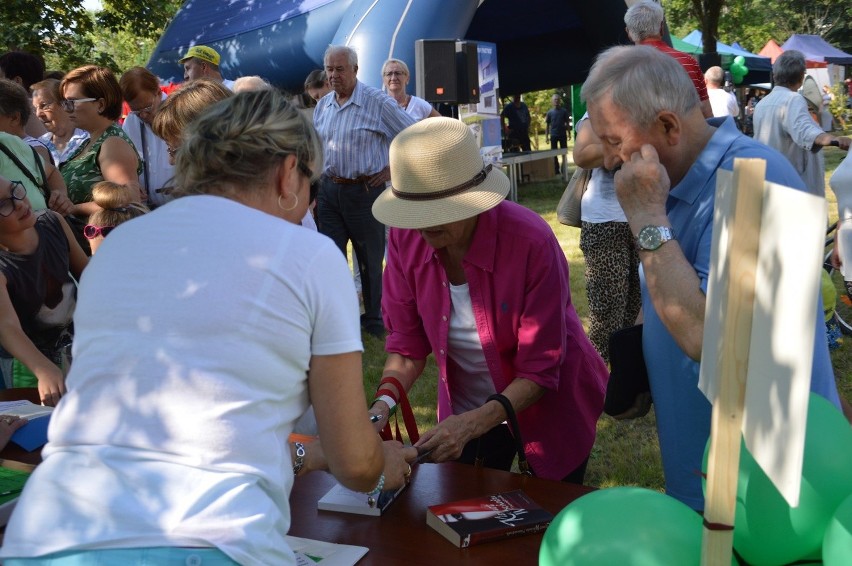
[636,225,676,251]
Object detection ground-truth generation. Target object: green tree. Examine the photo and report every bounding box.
[97,0,185,42]
[0,0,99,66]
[664,0,852,54]
[2,0,185,74]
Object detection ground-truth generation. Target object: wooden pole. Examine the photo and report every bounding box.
[701,158,766,565]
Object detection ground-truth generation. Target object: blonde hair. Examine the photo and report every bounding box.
[174,89,322,199]
[381,58,410,77]
[151,79,233,146]
[88,181,149,229]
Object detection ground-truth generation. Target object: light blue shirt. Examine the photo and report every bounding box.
[38,128,89,165]
[313,80,415,178]
[753,86,827,196]
[641,116,840,511]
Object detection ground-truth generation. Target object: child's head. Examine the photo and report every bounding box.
[85,181,149,253]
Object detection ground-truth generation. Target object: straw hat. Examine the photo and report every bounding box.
[372,117,509,229]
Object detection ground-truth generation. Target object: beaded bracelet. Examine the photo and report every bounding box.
[364,473,386,508]
[292,442,306,475]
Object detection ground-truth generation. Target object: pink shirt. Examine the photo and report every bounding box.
[382,201,608,480]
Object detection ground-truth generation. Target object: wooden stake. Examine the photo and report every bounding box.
[701,158,766,565]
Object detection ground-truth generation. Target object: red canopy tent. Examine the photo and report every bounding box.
[758,39,786,64]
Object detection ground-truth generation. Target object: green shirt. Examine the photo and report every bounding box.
[60,124,142,204]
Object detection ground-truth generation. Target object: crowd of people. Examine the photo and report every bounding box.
[0,0,848,560]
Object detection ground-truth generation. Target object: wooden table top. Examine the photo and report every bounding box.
[288,462,594,565]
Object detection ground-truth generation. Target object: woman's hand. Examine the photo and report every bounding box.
[0,415,27,449]
[413,413,480,464]
[48,191,74,216]
[380,440,419,490]
[37,365,66,406]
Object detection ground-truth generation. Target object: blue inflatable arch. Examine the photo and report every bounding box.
[148,0,630,94]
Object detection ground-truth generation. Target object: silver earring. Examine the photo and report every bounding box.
[278,193,299,212]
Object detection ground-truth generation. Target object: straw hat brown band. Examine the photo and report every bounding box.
[390,164,493,202]
[372,117,509,229]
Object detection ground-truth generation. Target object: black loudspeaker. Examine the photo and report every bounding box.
[455,40,479,104]
[415,39,479,104]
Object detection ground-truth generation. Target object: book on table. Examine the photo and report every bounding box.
[426,489,554,548]
[287,535,368,566]
[317,480,407,517]
[0,400,54,451]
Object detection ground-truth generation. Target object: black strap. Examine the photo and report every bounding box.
[139,123,150,195]
[0,141,49,200]
[476,393,532,476]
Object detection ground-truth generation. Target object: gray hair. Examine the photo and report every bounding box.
[324,45,358,68]
[381,58,410,77]
[624,0,664,42]
[704,66,724,86]
[174,89,323,199]
[773,50,806,88]
[581,45,699,128]
[232,75,273,93]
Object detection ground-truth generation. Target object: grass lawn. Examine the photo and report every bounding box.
[359,139,852,492]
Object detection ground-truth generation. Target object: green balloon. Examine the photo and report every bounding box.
[540,487,703,565]
[734,55,746,66]
[823,492,852,565]
[729,394,852,565]
[730,66,746,84]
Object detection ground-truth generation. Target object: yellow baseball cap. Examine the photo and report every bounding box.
[179,45,220,66]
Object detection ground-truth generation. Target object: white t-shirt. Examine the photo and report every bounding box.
[580,167,627,223]
[707,87,740,118]
[577,115,627,223]
[405,95,435,121]
[0,196,363,565]
[447,283,495,414]
[122,94,175,207]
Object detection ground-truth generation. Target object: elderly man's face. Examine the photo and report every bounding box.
[325,52,357,96]
[588,94,662,172]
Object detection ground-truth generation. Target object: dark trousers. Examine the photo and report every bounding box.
[550,135,567,173]
[316,175,386,335]
[457,423,589,485]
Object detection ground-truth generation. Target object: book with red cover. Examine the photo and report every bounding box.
[426,489,553,548]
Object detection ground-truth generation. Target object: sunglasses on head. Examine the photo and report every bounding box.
[83,224,115,239]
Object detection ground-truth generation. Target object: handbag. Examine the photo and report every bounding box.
[474,393,533,476]
[603,324,651,416]
[556,166,591,227]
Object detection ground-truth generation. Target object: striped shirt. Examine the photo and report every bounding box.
[313,80,416,178]
[641,38,709,102]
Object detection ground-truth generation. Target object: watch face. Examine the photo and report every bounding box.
[638,226,662,250]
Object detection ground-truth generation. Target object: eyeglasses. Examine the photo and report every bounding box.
[129,100,156,115]
[0,181,26,217]
[60,97,99,112]
[383,71,405,78]
[83,224,115,239]
[35,102,55,112]
[297,160,319,204]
